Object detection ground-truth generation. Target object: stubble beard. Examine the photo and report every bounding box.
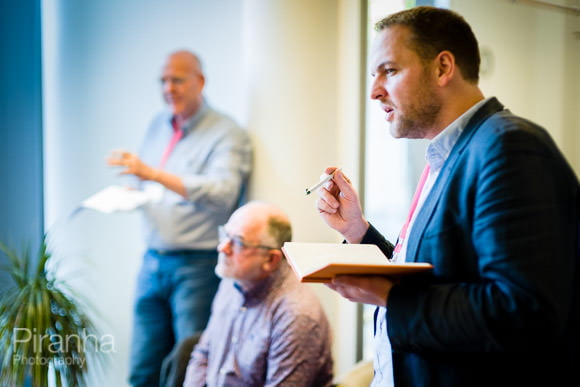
[390,79,441,139]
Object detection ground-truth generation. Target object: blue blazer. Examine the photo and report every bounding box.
[364,98,580,386]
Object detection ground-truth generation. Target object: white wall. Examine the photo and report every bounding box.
[242,0,365,375]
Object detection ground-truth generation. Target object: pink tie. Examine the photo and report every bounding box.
[393,164,430,256]
[159,117,183,169]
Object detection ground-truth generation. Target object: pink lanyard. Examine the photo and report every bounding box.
[393,164,431,256]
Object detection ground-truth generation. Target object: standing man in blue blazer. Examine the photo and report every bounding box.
[317,6,579,387]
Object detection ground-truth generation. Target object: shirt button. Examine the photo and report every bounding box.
[220,368,227,375]
[232,336,238,344]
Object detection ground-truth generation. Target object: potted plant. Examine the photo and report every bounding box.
[0,236,106,386]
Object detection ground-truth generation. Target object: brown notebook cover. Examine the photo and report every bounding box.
[282,242,433,283]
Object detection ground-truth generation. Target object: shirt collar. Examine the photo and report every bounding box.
[425,97,491,170]
[168,97,209,135]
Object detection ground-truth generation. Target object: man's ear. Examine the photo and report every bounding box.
[262,250,283,272]
[435,50,455,86]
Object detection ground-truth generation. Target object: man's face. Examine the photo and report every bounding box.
[160,55,204,119]
[369,26,441,139]
[214,211,273,286]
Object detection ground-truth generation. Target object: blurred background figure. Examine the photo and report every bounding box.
[107,50,253,387]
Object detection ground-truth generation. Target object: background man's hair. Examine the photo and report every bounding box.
[266,216,292,248]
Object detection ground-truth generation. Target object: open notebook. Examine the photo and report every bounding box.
[282,242,433,283]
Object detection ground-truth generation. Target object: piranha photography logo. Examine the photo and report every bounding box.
[11,327,116,367]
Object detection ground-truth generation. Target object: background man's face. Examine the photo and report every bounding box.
[160,55,204,119]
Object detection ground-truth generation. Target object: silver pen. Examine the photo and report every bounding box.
[305,168,340,195]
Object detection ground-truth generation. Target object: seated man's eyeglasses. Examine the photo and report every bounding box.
[218,226,279,251]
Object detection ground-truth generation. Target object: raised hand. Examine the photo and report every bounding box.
[106,150,157,181]
[315,167,369,243]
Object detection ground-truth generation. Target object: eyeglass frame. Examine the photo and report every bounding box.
[217,225,279,251]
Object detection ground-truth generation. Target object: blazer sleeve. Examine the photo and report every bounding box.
[361,223,395,259]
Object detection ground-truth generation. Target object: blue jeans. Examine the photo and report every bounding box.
[129,249,220,387]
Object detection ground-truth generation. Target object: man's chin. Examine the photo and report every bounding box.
[214,265,227,279]
[166,104,181,115]
[388,123,403,139]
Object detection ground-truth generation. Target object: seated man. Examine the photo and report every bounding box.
[183,201,334,386]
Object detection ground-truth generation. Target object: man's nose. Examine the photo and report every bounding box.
[370,77,386,100]
[217,238,232,254]
[163,81,176,94]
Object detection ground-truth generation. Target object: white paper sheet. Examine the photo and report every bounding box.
[81,184,162,214]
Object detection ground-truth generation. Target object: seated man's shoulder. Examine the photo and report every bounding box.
[272,280,329,324]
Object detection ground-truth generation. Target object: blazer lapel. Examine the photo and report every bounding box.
[405,98,505,262]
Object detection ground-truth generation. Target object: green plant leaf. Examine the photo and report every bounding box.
[0,235,107,386]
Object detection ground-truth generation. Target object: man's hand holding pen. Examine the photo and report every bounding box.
[315,167,369,244]
[314,166,394,307]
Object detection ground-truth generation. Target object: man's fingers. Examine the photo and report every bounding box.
[325,278,365,303]
[317,186,339,209]
[332,170,355,196]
